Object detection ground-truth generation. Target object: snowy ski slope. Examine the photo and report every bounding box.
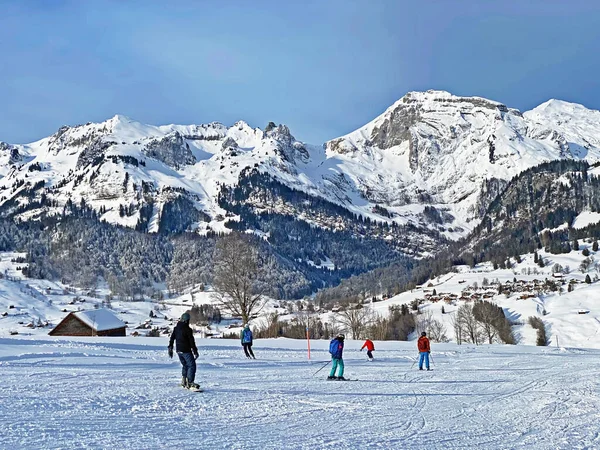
[1,337,599,449]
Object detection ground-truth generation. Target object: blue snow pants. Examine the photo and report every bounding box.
[419,352,430,370]
[178,352,196,383]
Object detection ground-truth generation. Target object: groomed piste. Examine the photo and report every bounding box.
[1,337,599,449]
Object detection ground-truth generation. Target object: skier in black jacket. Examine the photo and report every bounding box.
[168,312,200,390]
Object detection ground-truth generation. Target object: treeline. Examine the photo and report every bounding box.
[254,304,419,341]
[189,304,222,325]
[218,168,432,271]
[528,316,549,346]
[465,159,600,268]
[0,207,337,300]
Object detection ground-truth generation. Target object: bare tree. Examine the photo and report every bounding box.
[417,310,448,343]
[472,301,499,344]
[212,232,266,323]
[296,310,318,332]
[416,310,434,335]
[337,306,374,339]
[450,313,462,345]
[453,304,481,345]
[260,312,280,338]
[326,315,343,338]
[368,313,389,341]
[428,319,449,343]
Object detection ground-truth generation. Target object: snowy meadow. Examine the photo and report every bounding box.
[1,337,599,450]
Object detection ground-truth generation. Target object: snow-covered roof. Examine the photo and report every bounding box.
[74,309,125,332]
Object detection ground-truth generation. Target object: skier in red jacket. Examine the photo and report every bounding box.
[417,332,431,371]
[360,338,375,361]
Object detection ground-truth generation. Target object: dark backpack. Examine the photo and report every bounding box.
[242,328,252,343]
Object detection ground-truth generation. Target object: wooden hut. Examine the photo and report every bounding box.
[49,309,126,337]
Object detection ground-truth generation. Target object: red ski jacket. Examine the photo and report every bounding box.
[417,336,430,353]
[361,339,375,351]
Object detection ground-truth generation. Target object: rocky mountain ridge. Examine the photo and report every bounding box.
[2,90,600,262]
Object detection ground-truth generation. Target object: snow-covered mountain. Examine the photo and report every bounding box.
[325,91,600,234]
[0,115,311,234]
[2,90,600,253]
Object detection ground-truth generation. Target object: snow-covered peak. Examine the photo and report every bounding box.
[3,90,600,246]
[326,90,512,157]
[398,89,507,109]
[0,113,311,234]
[524,99,600,157]
[527,98,592,116]
[320,91,600,237]
[108,114,135,125]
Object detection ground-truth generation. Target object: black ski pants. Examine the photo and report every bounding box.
[242,343,255,359]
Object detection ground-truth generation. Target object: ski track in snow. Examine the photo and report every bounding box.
[1,338,600,450]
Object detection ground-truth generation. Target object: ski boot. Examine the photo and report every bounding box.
[181,377,188,388]
[187,382,201,392]
[336,376,347,381]
[326,376,336,380]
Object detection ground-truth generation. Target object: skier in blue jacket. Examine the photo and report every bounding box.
[328,334,346,380]
[241,324,256,359]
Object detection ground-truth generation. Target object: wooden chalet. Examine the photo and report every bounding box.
[49,309,126,337]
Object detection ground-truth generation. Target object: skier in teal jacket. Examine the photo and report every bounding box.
[327,334,346,380]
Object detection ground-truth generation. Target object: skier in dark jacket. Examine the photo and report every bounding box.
[168,312,200,390]
[328,334,346,380]
[240,324,256,359]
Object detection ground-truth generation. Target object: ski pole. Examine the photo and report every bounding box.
[410,357,417,370]
[312,360,331,377]
[429,353,434,366]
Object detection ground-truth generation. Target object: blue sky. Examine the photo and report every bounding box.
[1,1,600,144]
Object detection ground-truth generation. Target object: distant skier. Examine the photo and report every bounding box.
[361,338,375,361]
[241,324,256,359]
[417,331,431,371]
[328,334,346,380]
[168,312,200,391]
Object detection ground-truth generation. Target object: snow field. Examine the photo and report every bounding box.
[1,337,600,449]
